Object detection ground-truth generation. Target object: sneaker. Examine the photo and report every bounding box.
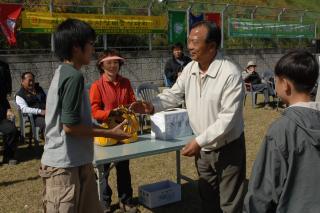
[264,104,273,110]
[8,159,17,165]
[104,201,112,213]
[119,202,138,213]
[104,206,111,213]
[2,158,18,165]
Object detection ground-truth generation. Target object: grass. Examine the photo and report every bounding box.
[0,97,281,213]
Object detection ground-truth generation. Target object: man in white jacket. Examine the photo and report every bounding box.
[131,21,246,213]
[16,72,46,136]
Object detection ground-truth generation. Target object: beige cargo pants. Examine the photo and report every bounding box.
[39,164,103,213]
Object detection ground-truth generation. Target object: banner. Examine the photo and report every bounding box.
[205,13,221,28]
[189,12,204,31]
[229,18,315,39]
[21,11,167,34]
[168,10,186,44]
[0,3,22,46]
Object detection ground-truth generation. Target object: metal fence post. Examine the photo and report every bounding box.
[221,4,229,49]
[278,8,286,21]
[49,0,54,52]
[186,6,191,38]
[299,10,306,47]
[148,0,154,51]
[276,8,286,47]
[250,6,258,48]
[103,0,107,50]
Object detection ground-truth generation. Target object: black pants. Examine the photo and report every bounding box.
[34,115,45,135]
[103,160,133,206]
[0,119,18,162]
[195,133,246,213]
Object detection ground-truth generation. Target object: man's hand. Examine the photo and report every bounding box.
[40,109,46,116]
[108,120,131,140]
[6,109,15,121]
[109,109,124,123]
[181,139,201,157]
[129,101,154,114]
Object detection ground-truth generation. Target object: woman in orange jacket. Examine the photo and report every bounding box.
[89,49,137,213]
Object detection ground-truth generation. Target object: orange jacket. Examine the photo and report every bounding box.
[89,74,136,122]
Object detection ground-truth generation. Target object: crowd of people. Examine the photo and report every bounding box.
[1,18,320,213]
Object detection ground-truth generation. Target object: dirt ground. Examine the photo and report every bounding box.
[0,99,281,213]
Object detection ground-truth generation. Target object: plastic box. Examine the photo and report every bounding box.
[150,108,193,140]
[138,180,181,208]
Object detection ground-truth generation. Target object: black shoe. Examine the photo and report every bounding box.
[104,201,112,213]
[264,104,273,110]
[119,202,138,213]
[104,206,112,213]
[8,159,17,165]
[3,158,18,165]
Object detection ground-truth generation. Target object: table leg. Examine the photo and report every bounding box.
[95,165,107,208]
[176,150,181,184]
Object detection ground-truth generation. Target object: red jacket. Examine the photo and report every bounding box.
[89,74,136,122]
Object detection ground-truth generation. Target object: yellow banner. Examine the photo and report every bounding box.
[21,11,167,34]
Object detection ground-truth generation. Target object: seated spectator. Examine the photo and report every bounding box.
[16,72,46,135]
[243,61,274,108]
[164,42,191,87]
[0,60,18,165]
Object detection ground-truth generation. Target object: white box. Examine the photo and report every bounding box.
[138,180,181,208]
[150,108,193,140]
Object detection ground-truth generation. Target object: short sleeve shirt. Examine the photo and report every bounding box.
[41,63,93,168]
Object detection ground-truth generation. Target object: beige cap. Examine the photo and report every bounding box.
[246,60,257,69]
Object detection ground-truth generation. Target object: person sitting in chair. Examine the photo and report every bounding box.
[243,61,273,108]
[0,60,18,165]
[16,72,46,136]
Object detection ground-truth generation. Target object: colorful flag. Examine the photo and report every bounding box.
[189,12,204,31]
[168,10,186,44]
[0,3,22,46]
[205,13,221,28]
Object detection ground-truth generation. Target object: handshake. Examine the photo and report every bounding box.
[128,101,155,115]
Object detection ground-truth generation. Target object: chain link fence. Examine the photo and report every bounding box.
[1,0,320,52]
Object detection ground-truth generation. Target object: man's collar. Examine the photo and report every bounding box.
[191,51,223,78]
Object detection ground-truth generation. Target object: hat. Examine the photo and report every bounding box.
[99,56,125,64]
[246,61,257,69]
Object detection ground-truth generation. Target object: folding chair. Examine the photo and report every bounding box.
[261,70,281,110]
[136,83,160,102]
[163,74,170,87]
[13,102,40,147]
[244,83,265,108]
[136,83,160,134]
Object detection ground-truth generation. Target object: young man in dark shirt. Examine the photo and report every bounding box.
[164,42,191,87]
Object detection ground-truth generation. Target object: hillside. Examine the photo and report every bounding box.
[199,0,320,12]
[1,0,320,51]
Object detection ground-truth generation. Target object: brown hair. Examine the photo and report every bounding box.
[96,49,124,74]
